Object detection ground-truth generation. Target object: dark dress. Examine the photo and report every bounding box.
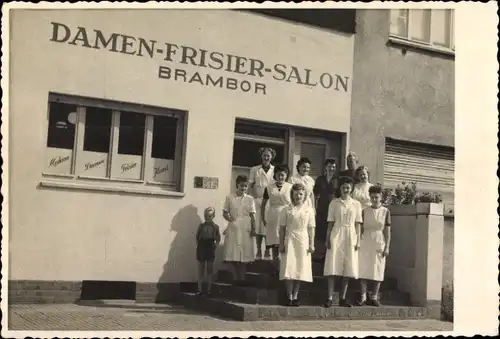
[196,222,221,262]
[313,175,339,242]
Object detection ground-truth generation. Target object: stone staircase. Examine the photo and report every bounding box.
[177,260,431,321]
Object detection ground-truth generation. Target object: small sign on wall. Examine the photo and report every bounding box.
[194,176,219,190]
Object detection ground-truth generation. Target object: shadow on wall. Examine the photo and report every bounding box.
[156,204,202,301]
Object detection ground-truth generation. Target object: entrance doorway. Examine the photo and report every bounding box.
[292,134,342,180]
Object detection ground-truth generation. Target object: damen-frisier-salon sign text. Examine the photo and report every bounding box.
[50,22,350,96]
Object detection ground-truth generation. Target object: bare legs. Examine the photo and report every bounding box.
[197,261,215,295]
[255,235,264,259]
[232,262,247,284]
[358,279,382,306]
[284,279,301,306]
[325,276,352,307]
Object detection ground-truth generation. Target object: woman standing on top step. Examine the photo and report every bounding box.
[261,164,293,275]
[278,183,315,307]
[249,147,276,261]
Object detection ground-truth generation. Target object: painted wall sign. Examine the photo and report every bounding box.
[49,22,350,96]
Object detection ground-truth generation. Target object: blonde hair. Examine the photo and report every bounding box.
[204,207,215,219]
[355,165,369,181]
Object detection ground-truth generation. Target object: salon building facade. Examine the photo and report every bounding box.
[7,8,453,290]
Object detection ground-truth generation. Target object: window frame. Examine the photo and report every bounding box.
[388,9,455,56]
[41,93,187,195]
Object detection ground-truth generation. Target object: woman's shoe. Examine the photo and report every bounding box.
[356,299,367,306]
[285,298,294,307]
[339,298,352,307]
[324,299,334,308]
[369,297,381,307]
[292,299,300,307]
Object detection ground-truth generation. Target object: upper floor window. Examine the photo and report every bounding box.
[389,9,455,54]
[44,93,186,192]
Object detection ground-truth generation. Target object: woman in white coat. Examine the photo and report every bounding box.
[289,157,315,213]
[249,147,275,260]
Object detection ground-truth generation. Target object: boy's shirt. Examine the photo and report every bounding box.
[196,222,221,244]
[327,198,363,226]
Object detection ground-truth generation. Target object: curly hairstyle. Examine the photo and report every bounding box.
[259,147,276,159]
[296,157,312,172]
[368,184,383,195]
[354,165,369,181]
[273,164,290,181]
[235,175,249,186]
[290,183,307,203]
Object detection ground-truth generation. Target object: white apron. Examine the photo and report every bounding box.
[289,174,316,214]
[223,194,256,263]
[264,182,292,246]
[279,204,315,282]
[249,165,274,235]
[358,206,390,281]
[353,182,373,209]
[323,198,362,278]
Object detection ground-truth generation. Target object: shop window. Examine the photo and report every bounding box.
[44,93,185,190]
[232,120,287,168]
[45,102,78,175]
[389,9,454,53]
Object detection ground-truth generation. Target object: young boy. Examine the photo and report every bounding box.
[195,207,221,296]
[323,177,362,307]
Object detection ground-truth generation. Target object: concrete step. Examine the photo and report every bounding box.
[246,261,399,289]
[178,292,429,321]
[217,270,397,291]
[211,282,410,306]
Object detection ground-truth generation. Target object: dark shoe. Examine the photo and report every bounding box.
[285,298,294,307]
[324,299,334,308]
[369,298,381,307]
[292,299,300,307]
[356,299,367,306]
[339,298,352,307]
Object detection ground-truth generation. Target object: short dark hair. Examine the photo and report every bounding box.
[236,175,248,186]
[296,157,312,171]
[273,164,290,181]
[339,176,355,188]
[324,158,336,167]
[369,185,383,195]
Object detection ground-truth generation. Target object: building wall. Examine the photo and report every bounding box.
[350,9,454,185]
[9,10,354,282]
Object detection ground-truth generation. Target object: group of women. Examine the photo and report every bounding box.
[220,147,392,307]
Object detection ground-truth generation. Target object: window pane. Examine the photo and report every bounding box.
[235,120,287,140]
[118,111,146,156]
[79,106,112,178]
[45,102,77,174]
[409,9,431,43]
[389,9,408,37]
[232,140,285,167]
[432,9,451,47]
[111,111,146,180]
[149,115,178,183]
[47,102,77,150]
[84,107,112,153]
[151,115,177,160]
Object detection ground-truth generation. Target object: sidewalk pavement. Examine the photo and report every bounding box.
[7,303,453,332]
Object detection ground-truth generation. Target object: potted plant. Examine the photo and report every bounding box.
[377,181,444,216]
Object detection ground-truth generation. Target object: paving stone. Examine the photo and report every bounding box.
[7,303,453,331]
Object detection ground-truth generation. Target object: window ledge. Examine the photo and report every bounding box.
[39,180,185,198]
[388,35,455,57]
